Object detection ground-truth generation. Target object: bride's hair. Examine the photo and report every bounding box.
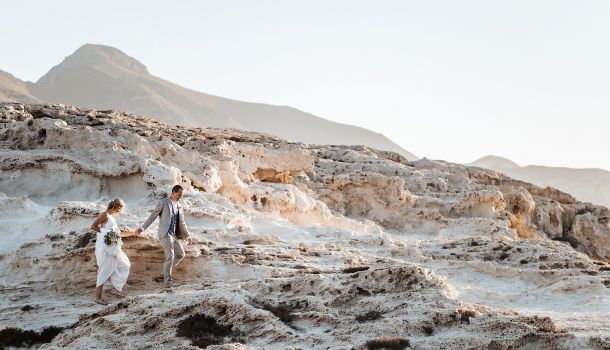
[107,198,125,213]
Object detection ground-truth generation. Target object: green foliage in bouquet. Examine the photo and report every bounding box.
[104,230,121,246]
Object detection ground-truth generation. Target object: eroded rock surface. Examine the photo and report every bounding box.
[1,103,609,349]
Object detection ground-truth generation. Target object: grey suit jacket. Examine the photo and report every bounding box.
[141,197,190,239]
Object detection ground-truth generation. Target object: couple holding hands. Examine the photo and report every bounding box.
[90,185,193,305]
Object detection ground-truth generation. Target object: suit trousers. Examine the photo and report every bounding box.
[161,234,184,283]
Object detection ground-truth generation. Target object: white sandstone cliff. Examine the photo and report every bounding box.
[0,103,608,349]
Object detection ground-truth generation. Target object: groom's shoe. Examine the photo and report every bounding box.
[154,275,164,283]
[165,278,177,287]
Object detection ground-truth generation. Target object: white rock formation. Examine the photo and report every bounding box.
[0,103,609,349]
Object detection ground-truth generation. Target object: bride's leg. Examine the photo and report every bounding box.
[95,285,108,304]
[109,288,125,297]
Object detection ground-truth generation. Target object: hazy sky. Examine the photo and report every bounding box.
[2,1,609,170]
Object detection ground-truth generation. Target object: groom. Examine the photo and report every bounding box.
[135,185,193,287]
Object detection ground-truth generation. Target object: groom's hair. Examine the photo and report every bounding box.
[172,185,184,193]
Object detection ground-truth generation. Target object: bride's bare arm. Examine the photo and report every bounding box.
[90,212,108,233]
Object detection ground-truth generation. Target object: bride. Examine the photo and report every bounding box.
[90,198,137,305]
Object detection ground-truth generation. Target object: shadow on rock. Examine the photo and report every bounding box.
[176,313,237,348]
[0,326,64,348]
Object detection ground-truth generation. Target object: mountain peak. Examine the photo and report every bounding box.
[50,43,148,76]
[24,44,416,158]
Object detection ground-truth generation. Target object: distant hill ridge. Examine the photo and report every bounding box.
[1,43,416,159]
[469,155,520,169]
[0,70,40,104]
[471,155,610,207]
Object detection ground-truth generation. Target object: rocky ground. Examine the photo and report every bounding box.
[0,103,609,349]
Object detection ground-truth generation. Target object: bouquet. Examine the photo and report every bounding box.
[103,229,121,246]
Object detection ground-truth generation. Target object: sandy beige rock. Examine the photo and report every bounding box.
[0,102,609,350]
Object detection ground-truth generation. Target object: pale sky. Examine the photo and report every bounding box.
[2,1,609,170]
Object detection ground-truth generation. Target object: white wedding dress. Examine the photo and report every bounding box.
[95,214,130,291]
